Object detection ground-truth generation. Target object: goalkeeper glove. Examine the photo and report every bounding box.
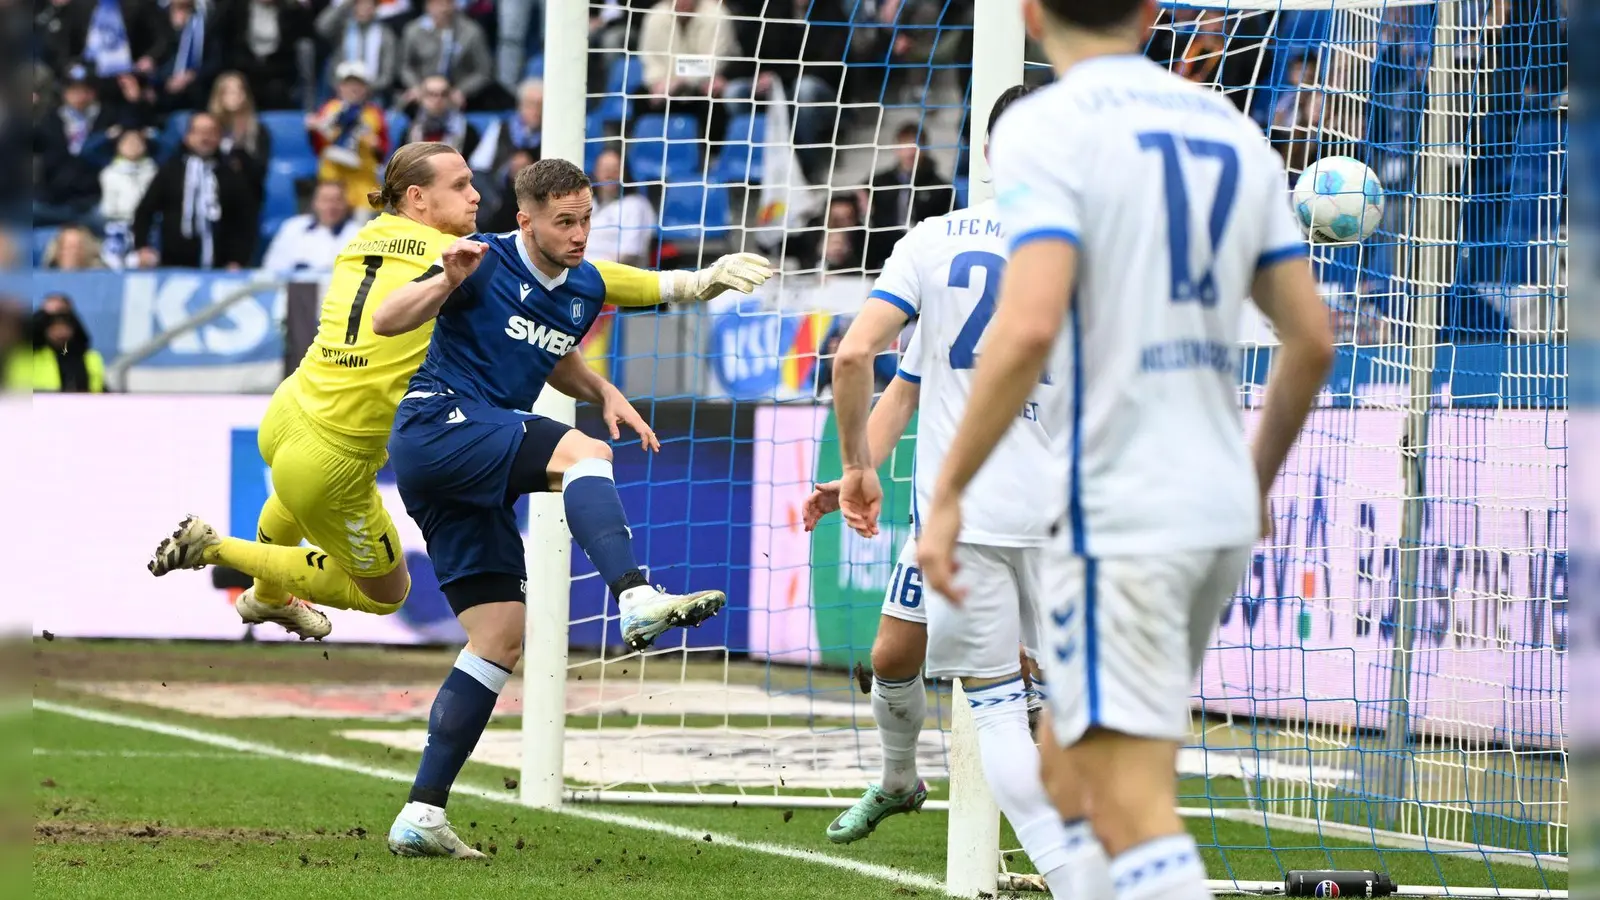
[661,252,774,303]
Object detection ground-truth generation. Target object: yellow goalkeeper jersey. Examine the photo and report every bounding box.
[288,213,665,446]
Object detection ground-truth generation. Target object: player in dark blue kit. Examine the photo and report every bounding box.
[371,158,773,858]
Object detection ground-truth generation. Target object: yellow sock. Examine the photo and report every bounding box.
[251,494,303,606]
[206,538,403,615]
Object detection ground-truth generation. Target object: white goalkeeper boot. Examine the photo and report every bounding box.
[618,584,726,651]
[235,587,331,641]
[148,514,219,575]
[387,802,486,860]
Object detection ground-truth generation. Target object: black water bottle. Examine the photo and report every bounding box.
[1284,870,1397,897]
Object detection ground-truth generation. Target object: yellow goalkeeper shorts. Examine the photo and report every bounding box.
[256,385,403,579]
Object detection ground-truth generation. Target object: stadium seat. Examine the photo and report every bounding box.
[626,113,670,183]
[954,176,970,211]
[465,112,498,139]
[710,114,765,186]
[159,111,192,161]
[263,159,302,226]
[658,182,732,243]
[523,53,544,79]
[385,111,410,148]
[596,55,645,126]
[662,114,703,180]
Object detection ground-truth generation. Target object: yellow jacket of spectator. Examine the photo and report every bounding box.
[29,346,106,393]
[310,100,391,211]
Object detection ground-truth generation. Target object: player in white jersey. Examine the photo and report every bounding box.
[804,86,1104,900]
[919,3,1334,900]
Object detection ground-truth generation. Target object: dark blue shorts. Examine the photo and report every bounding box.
[390,390,571,596]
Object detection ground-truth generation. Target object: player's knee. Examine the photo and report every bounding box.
[581,437,613,463]
[870,634,921,681]
[551,434,613,476]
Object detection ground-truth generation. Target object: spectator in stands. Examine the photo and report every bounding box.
[99,128,159,265]
[214,0,310,110]
[317,0,399,99]
[209,71,272,187]
[479,147,535,234]
[151,0,218,113]
[587,147,656,267]
[399,0,495,110]
[636,0,738,135]
[1269,55,1324,179]
[723,0,849,182]
[42,225,108,270]
[131,111,261,269]
[0,296,26,392]
[34,63,120,228]
[36,0,166,86]
[403,74,480,156]
[791,192,864,272]
[30,293,106,393]
[307,60,390,213]
[260,180,363,276]
[496,0,543,92]
[865,122,951,270]
[469,77,542,177]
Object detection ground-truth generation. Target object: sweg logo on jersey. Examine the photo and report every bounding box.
[504,316,577,355]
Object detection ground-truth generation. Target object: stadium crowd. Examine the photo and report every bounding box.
[19,0,1567,395]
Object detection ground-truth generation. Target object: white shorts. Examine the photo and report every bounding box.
[1041,540,1252,746]
[879,539,927,624]
[880,537,1044,680]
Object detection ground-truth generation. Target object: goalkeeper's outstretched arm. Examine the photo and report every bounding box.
[594,253,774,308]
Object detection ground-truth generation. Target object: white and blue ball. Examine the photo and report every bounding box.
[1292,156,1385,244]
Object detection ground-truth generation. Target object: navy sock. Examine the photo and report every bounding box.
[408,650,511,808]
[561,458,645,594]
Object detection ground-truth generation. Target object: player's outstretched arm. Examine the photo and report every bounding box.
[370,238,488,336]
[546,351,660,451]
[592,254,774,308]
[1248,256,1335,535]
[922,239,1074,601]
[804,374,921,532]
[834,298,915,538]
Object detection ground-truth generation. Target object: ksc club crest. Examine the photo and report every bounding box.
[571,299,583,324]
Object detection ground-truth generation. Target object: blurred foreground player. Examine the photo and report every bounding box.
[919,2,1334,899]
[374,159,770,857]
[148,144,771,642]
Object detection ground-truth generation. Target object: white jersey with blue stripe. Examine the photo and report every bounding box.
[990,54,1305,557]
[874,199,1065,547]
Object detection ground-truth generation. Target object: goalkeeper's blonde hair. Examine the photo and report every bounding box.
[367,142,461,213]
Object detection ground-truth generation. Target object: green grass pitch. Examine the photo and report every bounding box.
[33,640,1568,899]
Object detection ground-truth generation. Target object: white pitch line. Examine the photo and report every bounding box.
[35,748,263,759]
[34,700,947,896]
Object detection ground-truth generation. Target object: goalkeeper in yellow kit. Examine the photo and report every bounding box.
[147,142,773,639]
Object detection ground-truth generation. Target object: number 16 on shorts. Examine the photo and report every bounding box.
[891,563,923,609]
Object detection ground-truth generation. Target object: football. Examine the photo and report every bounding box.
[1292,156,1386,243]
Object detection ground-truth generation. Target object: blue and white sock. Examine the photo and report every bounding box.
[873,674,925,795]
[408,649,512,809]
[561,458,647,598]
[1111,833,1212,900]
[967,679,1110,900]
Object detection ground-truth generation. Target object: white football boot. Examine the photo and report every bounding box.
[147,514,219,576]
[387,802,487,859]
[618,585,726,651]
[235,587,331,641]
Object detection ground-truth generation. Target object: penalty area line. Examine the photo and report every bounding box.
[34,700,946,895]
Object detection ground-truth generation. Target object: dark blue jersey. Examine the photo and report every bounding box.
[409,231,606,412]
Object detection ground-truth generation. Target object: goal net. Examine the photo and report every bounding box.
[528,1,1568,897]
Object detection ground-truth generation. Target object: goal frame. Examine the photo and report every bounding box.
[519,2,1568,898]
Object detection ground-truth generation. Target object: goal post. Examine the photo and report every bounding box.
[523,1,1567,897]
[520,0,587,811]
